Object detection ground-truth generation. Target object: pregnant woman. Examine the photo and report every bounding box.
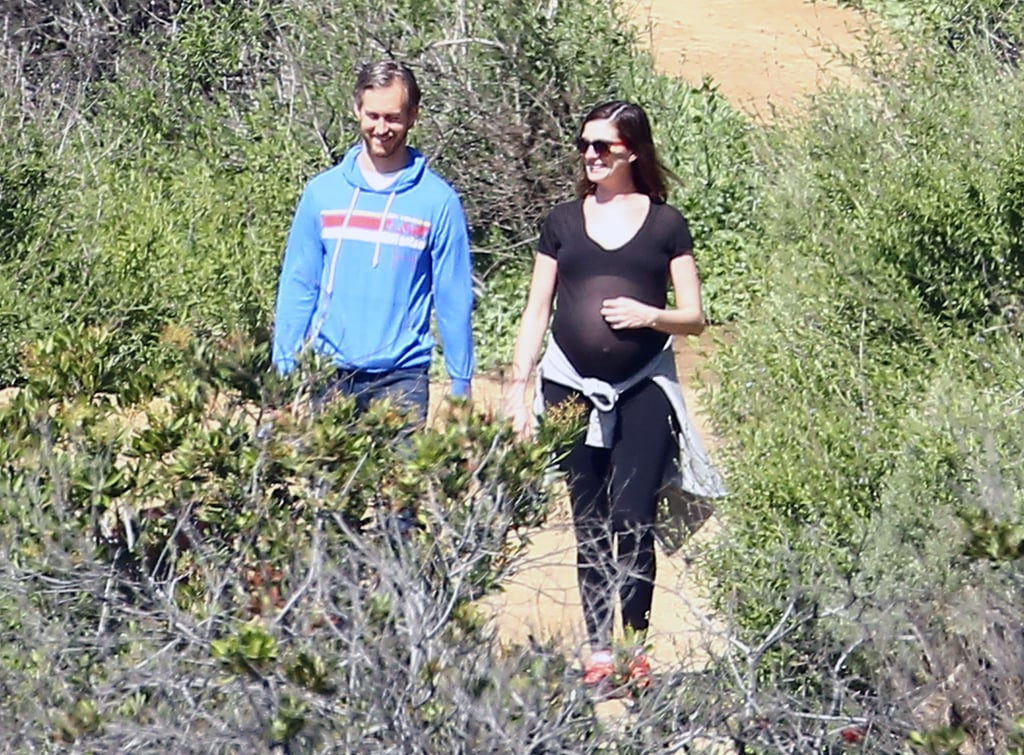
[502,100,725,692]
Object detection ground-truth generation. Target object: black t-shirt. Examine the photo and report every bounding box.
[538,199,693,383]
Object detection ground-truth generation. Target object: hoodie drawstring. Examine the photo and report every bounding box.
[305,187,360,350]
[305,185,395,348]
[373,191,396,268]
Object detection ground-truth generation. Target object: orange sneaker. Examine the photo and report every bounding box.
[627,651,652,691]
[582,650,615,687]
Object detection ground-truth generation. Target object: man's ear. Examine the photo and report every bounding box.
[406,104,419,127]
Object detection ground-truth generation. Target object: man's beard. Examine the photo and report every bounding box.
[365,134,406,159]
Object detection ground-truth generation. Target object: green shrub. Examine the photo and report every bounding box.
[855,0,1023,65]
[698,22,1024,753]
[0,112,67,385]
[0,329,609,751]
[707,33,1024,622]
[649,77,762,323]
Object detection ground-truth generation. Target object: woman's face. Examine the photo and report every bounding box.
[578,118,635,188]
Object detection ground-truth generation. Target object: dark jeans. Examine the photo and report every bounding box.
[320,367,429,540]
[320,366,429,425]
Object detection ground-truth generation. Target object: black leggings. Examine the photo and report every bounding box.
[543,378,678,649]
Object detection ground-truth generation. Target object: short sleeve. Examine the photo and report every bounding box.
[537,210,561,259]
[665,205,694,259]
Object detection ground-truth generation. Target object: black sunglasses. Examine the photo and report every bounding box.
[574,137,626,155]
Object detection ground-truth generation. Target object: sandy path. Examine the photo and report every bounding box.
[444,0,871,671]
[625,0,872,120]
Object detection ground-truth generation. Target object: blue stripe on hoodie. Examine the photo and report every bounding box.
[272,144,474,396]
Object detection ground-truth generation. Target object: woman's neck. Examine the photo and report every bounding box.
[592,183,639,203]
[593,182,638,202]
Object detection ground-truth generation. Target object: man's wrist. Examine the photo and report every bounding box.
[450,378,472,397]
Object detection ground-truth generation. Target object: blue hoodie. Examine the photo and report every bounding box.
[272,144,474,396]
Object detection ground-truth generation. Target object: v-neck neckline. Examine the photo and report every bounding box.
[580,197,653,252]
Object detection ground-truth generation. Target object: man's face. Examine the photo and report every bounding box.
[354,81,418,161]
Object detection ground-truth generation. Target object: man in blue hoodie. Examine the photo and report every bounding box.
[272,61,474,421]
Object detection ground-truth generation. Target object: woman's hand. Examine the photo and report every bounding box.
[600,296,658,330]
[500,388,534,441]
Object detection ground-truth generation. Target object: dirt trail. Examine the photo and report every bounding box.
[626,0,872,120]
[451,0,872,672]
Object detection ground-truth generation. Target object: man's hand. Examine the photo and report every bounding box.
[434,393,472,426]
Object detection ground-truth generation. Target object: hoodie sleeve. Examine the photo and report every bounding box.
[431,193,475,396]
[272,186,323,375]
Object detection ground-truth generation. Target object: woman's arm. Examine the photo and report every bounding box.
[503,253,557,436]
[509,254,558,384]
[599,252,705,336]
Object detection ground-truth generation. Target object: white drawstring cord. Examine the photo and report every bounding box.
[304,187,360,350]
[372,191,396,268]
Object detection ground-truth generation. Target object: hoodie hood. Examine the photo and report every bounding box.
[339,142,428,193]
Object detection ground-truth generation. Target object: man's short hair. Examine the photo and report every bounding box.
[353,61,421,111]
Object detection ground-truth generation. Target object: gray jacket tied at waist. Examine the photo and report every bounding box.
[534,338,727,501]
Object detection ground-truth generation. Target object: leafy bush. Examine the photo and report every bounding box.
[852,0,1023,65]
[0,334,598,751]
[701,19,1024,753]
[0,110,67,384]
[648,77,763,324]
[708,31,1024,615]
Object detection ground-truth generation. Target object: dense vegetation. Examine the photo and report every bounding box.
[2,0,1023,752]
[706,1,1024,751]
